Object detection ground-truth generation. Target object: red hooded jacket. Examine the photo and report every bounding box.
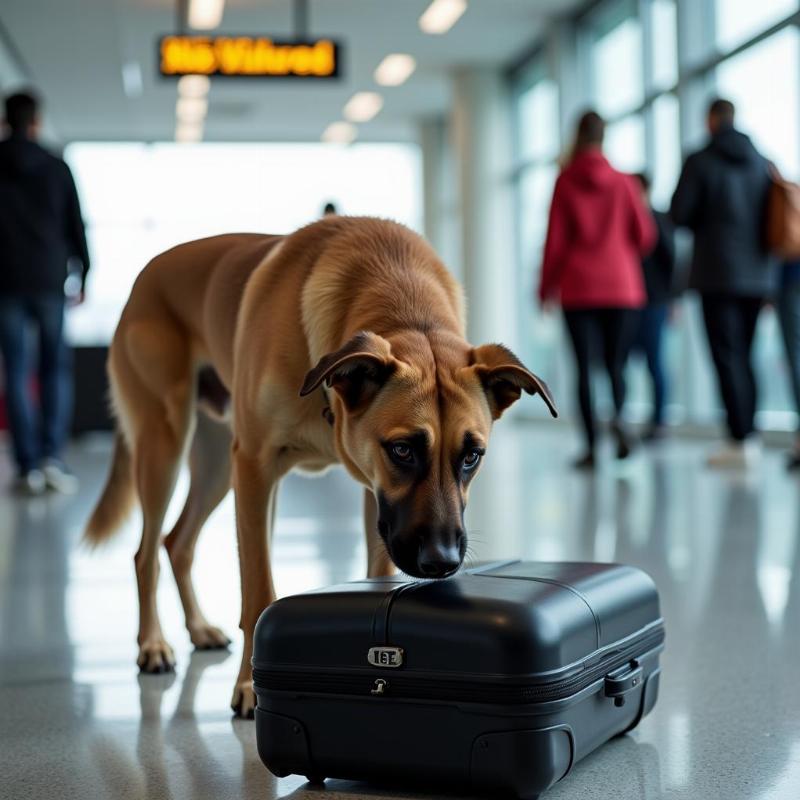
[538,150,656,309]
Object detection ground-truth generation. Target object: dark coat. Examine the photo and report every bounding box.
[670,127,777,298]
[0,134,90,295]
[641,209,676,304]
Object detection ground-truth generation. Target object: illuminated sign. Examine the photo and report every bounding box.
[159,35,341,79]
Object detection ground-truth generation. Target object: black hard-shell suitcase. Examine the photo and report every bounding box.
[253,560,665,799]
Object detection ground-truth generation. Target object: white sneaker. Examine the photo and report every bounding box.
[15,469,47,495]
[706,439,761,469]
[42,460,79,494]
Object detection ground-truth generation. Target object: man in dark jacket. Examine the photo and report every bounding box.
[671,98,776,468]
[0,91,89,493]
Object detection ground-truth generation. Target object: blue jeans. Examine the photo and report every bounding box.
[0,294,72,473]
[631,303,669,427]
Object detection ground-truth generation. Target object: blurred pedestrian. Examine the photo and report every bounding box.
[0,90,89,494]
[630,172,676,441]
[777,259,800,470]
[539,111,656,469]
[671,98,776,468]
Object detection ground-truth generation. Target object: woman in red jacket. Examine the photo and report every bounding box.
[539,111,656,468]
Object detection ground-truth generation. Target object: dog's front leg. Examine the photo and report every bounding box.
[230,441,279,718]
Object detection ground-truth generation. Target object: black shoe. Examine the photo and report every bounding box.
[642,424,667,443]
[612,422,634,460]
[572,452,595,470]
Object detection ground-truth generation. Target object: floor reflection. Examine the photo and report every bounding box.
[2,425,800,799]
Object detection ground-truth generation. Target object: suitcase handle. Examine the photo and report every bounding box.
[604,659,643,707]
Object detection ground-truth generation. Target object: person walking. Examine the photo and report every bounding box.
[0,90,89,493]
[776,259,800,470]
[671,98,777,468]
[539,111,656,469]
[631,172,676,441]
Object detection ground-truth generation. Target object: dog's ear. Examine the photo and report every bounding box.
[300,331,396,412]
[470,343,558,420]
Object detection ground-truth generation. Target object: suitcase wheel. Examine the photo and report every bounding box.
[305,775,326,786]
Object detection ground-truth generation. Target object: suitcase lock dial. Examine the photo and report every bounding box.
[367,646,404,668]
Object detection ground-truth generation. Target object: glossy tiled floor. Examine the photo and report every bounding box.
[1,424,799,800]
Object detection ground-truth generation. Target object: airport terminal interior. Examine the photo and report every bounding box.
[2,1,800,798]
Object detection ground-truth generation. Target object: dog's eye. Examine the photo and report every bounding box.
[390,442,414,463]
[462,449,483,472]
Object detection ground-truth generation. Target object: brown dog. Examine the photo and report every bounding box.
[84,216,557,717]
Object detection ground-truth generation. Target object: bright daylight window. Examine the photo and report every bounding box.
[650,0,678,89]
[517,79,560,163]
[591,10,644,118]
[716,26,800,178]
[605,114,646,173]
[715,0,799,52]
[65,142,422,346]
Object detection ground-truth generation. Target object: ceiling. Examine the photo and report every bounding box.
[1,0,583,144]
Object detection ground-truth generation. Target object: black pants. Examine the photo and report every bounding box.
[701,294,763,441]
[563,308,639,450]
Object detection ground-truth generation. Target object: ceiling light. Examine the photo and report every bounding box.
[121,61,143,98]
[176,96,208,123]
[419,0,467,34]
[322,121,357,144]
[178,74,210,98]
[343,92,383,123]
[175,121,203,143]
[188,0,225,30]
[374,54,416,87]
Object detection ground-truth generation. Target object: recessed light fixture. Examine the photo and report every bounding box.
[176,96,208,123]
[175,121,203,143]
[188,0,225,30]
[343,92,383,123]
[177,74,210,98]
[322,121,357,144]
[374,54,416,87]
[419,0,467,35]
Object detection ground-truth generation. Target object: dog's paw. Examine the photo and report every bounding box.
[189,623,232,650]
[137,639,176,674]
[231,679,256,719]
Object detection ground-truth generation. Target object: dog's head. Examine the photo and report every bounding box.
[301,330,557,579]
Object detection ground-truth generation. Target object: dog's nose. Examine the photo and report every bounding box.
[417,539,462,578]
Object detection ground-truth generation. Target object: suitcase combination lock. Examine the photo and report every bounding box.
[371,679,389,696]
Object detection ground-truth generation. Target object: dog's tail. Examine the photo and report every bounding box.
[83,429,136,547]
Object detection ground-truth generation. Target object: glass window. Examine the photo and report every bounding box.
[715,0,798,52]
[605,114,646,173]
[591,10,644,118]
[650,0,678,90]
[517,79,560,163]
[518,164,559,273]
[651,93,682,210]
[716,26,800,177]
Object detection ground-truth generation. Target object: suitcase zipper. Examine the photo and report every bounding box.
[253,626,664,705]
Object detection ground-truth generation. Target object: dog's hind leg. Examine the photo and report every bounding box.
[124,323,195,673]
[364,489,394,578]
[164,410,233,650]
